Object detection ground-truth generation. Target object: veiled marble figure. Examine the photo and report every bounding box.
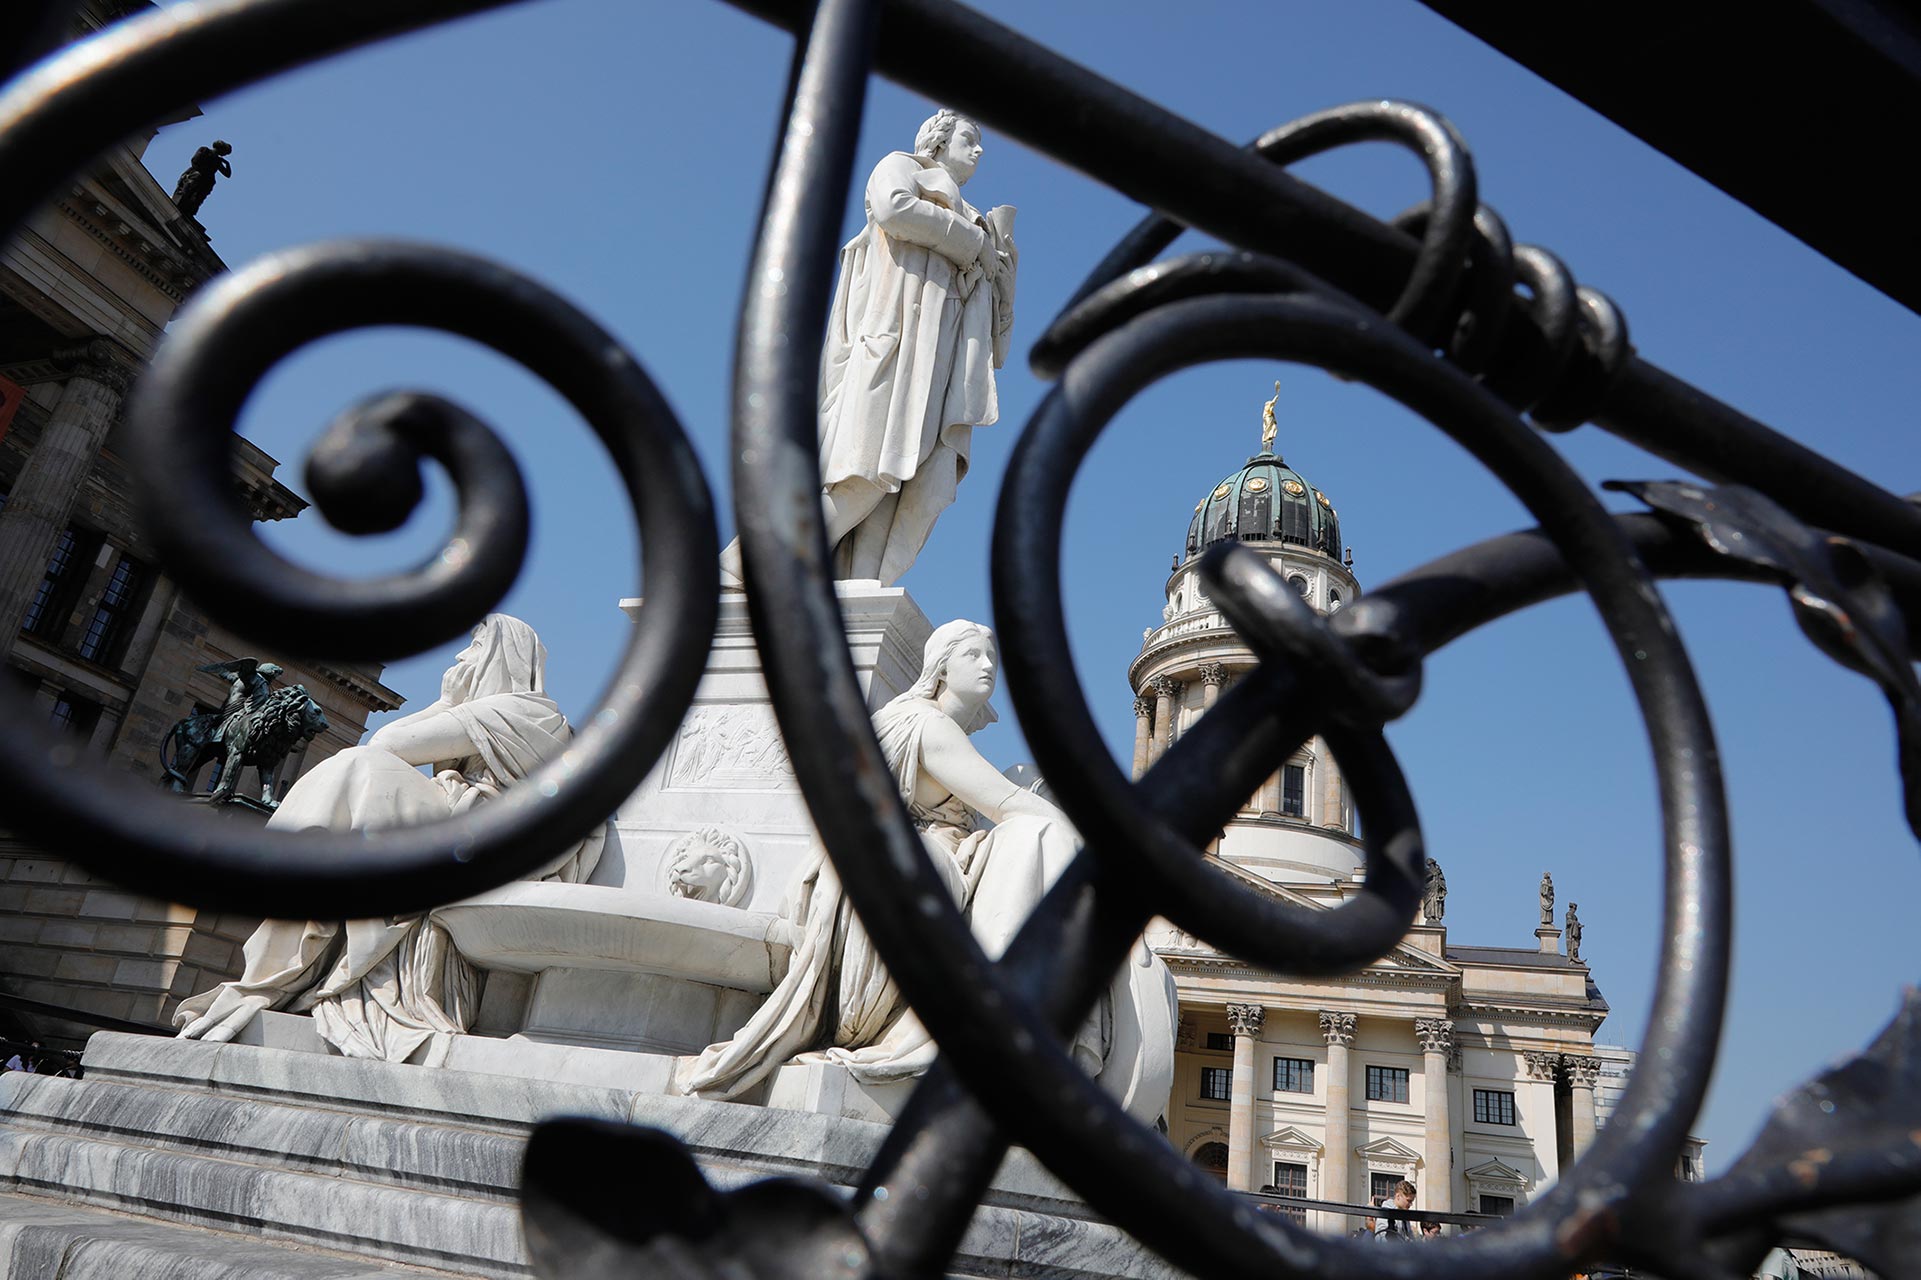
[675,621,1177,1120]
[173,615,602,1063]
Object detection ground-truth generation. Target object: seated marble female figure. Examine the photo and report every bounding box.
[173,614,602,1063]
[676,620,1175,1116]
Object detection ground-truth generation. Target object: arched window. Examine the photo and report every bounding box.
[1193,1141,1230,1179]
[1327,588,1342,613]
[1288,573,1310,599]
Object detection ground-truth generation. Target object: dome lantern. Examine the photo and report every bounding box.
[1183,386,1342,563]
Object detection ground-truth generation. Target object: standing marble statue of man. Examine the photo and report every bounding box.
[721,109,1018,588]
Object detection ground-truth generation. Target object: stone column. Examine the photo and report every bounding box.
[1131,695,1154,779]
[1523,1051,1562,1184]
[1564,1054,1601,1156]
[1415,1018,1453,1213]
[0,343,130,662]
[1149,675,1182,765]
[1198,662,1227,710]
[1225,1002,1264,1192]
[1319,1010,1356,1231]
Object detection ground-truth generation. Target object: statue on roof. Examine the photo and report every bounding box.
[171,140,232,218]
[1565,902,1583,961]
[1422,858,1446,924]
[1261,380,1281,453]
[1539,871,1555,927]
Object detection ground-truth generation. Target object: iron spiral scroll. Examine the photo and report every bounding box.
[2,0,1919,1277]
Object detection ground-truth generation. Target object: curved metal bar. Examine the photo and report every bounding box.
[129,247,539,658]
[1056,99,1478,347]
[0,239,719,918]
[728,0,1921,554]
[980,289,1726,1276]
[0,0,519,247]
[1033,251,1329,380]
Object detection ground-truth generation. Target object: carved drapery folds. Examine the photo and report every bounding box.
[1319,1010,1356,1047]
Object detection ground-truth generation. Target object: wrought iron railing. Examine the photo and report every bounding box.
[4,1,1918,1276]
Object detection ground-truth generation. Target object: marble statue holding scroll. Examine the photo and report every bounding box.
[721,110,1018,587]
[173,615,603,1062]
[675,620,1176,1122]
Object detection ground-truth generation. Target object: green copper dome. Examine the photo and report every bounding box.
[1184,450,1342,562]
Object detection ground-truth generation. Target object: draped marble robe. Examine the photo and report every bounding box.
[818,149,1016,585]
[173,615,602,1063]
[675,695,1176,1120]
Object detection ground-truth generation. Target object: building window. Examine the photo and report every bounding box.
[48,691,100,739]
[1370,1171,1402,1204]
[1281,764,1306,817]
[1271,1161,1308,1224]
[1365,1065,1409,1103]
[1272,1056,1314,1094]
[1327,588,1342,613]
[1473,1088,1517,1125]
[1199,1066,1232,1101]
[1479,1194,1515,1217]
[1192,1142,1229,1180]
[1205,1031,1233,1051]
[76,554,145,664]
[21,528,78,635]
[1287,573,1310,599]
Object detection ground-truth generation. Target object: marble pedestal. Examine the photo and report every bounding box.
[595,582,931,913]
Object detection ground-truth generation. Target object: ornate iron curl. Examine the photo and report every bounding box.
[4,0,1920,1276]
[0,7,720,918]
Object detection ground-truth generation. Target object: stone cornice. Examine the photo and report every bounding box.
[57,187,196,308]
[310,663,404,713]
[1456,996,1607,1030]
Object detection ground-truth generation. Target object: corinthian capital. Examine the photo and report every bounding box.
[1414,1018,1453,1055]
[1133,695,1155,720]
[1523,1050,1560,1083]
[1149,675,1183,699]
[53,338,136,395]
[1226,1003,1264,1037]
[1198,662,1228,687]
[1319,1010,1356,1047]
[1562,1054,1602,1089]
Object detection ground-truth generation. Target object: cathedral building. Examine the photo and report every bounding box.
[1138,399,1610,1229]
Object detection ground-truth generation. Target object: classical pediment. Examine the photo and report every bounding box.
[1355,1136,1422,1169]
[1462,1157,1531,1191]
[1258,1125,1323,1155]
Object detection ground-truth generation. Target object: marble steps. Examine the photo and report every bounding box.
[0,1072,529,1278]
[0,1192,454,1279]
[0,1034,1184,1279]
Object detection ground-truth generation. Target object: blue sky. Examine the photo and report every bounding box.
[141,0,1920,1166]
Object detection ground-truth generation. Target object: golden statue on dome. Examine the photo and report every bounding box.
[1261,380,1281,453]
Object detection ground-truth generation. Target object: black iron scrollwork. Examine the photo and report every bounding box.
[2,0,1918,1276]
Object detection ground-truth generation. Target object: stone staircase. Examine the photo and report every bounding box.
[0,1033,1179,1279]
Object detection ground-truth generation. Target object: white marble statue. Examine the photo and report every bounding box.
[721,109,1018,588]
[674,620,1176,1120]
[173,614,603,1062]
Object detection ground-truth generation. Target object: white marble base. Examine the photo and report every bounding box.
[0,1033,1180,1279]
[765,1062,915,1125]
[601,583,932,913]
